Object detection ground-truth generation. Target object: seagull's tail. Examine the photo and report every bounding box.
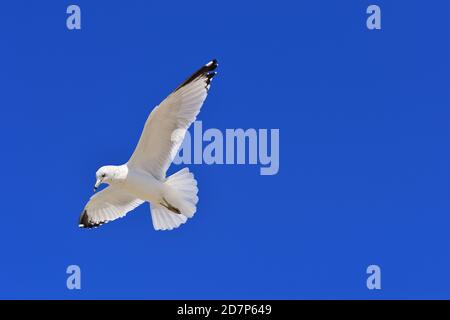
[151,168,199,231]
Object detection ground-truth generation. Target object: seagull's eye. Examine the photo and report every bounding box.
[101,174,106,178]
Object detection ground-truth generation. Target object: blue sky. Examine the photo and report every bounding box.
[1,0,449,299]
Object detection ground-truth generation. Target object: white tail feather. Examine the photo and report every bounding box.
[150,168,199,231]
[164,167,198,218]
[150,204,188,231]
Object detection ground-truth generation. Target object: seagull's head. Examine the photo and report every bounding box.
[94,166,116,192]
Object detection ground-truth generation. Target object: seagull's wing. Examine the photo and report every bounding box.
[127,59,218,180]
[79,186,144,228]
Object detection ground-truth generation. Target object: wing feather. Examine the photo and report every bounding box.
[127,59,218,179]
[79,187,144,228]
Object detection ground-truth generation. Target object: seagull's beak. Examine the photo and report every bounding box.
[94,179,102,192]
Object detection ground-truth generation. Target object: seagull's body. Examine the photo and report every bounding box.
[79,60,218,230]
[122,166,165,204]
[94,164,164,204]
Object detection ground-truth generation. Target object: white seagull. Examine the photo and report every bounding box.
[79,59,218,230]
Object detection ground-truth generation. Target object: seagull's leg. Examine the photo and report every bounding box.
[160,197,181,214]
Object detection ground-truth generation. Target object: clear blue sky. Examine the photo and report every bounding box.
[1,0,449,299]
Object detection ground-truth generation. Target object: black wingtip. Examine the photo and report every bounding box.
[78,210,104,229]
[175,59,219,91]
[78,210,93,228]
[206,59,218,69]
[78,210,87,227]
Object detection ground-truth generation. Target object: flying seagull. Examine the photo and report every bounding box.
[79,59,218,230]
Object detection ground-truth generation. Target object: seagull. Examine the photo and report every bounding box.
[79,59,218,230]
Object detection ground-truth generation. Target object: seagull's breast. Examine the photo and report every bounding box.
[123,168,165,203]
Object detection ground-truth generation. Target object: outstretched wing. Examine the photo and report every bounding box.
[127,59,218,180]
[79,186,144,228]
